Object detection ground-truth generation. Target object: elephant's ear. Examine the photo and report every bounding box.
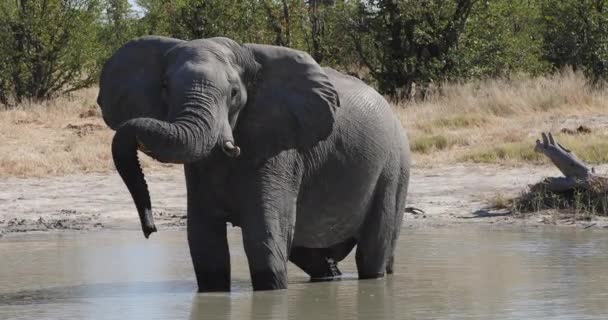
[237,44,340,156]
[97,36,185,130]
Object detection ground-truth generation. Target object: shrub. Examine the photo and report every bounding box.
[0,0,103,105]
[541,0,608,80]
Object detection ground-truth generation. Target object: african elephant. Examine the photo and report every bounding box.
[98,36,410,292]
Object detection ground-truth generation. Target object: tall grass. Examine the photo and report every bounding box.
[0,89,166,177]
[396,68,608,166]
[1,69,607,177]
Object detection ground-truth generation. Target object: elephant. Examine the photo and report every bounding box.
[97,36,410,292]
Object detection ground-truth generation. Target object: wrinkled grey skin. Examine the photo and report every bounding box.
[98,36,410,292]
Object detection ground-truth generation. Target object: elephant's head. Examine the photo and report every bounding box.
[97,36,340,238]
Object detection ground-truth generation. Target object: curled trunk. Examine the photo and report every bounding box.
[112,114,215,238]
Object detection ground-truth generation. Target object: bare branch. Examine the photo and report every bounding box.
[534,132,591,179]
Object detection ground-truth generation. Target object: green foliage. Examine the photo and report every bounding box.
[3,0,608,105]
[452,1,550,79]
[0,0,103,104]
[132,0,353,64]
[310,1,359,67]
[99,0,138,53]
[541,0,608,80]
[170,0,268,42]
[134,0,181,36]
[353,0,476,99]
[135,0,283,44]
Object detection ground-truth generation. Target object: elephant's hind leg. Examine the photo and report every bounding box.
[385,164,409,276]
[289,238,356,281]
[355,172,402,280]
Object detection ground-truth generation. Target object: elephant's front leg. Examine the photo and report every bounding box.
[239,172,298,291]
[185,165,231,292]
[188,214,230,292]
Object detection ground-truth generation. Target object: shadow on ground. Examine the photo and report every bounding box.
[458,209,512,219]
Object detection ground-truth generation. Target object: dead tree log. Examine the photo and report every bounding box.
[511,132,608,215]
[534,132,601,193]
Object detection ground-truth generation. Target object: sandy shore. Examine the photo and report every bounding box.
[1,164,607,236]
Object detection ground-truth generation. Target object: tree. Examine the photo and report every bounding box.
[353,0,477,99]
[307,0,358,68]
[541,0,608,80]
[450,0,549,79]
[261,0,291,46]
[308,0,323,61]
[0,0,103,104]
[258,0,309,49]
[136,0,276,44]
[135,0,183,36]
[100,0,136,51]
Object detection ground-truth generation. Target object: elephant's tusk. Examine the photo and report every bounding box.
[222,141,241,158]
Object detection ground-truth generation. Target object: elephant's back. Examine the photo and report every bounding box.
[324,67,408,157]
[324,67,405,138]
[293,68,409,248]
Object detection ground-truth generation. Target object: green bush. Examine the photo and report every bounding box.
[352,0,475,99]
[541,0,608,80]
[3,0,608,105]
[98,0,139,56]
[451,1,550,79]
[0,0,104,105]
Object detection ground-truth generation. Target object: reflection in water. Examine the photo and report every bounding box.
[187,279,396,320]
[1,228,608,319]
[190,291,288,320]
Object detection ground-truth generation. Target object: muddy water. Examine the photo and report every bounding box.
[1,227,608,320]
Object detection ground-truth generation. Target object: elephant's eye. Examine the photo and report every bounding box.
[231,88,238,98]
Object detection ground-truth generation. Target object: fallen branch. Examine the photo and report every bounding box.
[534,132,590,179]
[514,132,608,216]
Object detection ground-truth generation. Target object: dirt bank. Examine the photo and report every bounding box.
[1,164,607,236]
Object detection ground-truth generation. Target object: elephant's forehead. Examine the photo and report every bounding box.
[166,61,229,90]
[170,39,234,64]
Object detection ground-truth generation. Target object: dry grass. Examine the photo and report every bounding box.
[489,192,512,210]
[511,176,608,218]
[1,68,607,177]
[396,69,608,167]
[0,88,167,178]
[460,134,608,164]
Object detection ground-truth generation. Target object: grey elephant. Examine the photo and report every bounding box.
[98,36,410,292]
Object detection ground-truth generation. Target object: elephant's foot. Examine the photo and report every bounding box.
[309,257,343,282]
[289,246,346,281]
[195,270,231,292]
[250,270,288,291]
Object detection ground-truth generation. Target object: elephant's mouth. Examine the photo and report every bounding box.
[137,138,152,156]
